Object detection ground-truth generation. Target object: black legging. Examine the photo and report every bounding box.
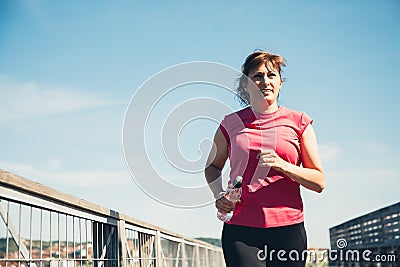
[222,222,307,267]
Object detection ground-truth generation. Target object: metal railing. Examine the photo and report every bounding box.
[0,170,225,267]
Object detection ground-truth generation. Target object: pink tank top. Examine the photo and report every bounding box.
[220,106,313,228]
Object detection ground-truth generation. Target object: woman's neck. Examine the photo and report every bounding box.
[251,101,278,114]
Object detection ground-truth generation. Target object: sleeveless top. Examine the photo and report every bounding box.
[219,106,313,228]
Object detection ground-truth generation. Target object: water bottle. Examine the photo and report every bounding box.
[217,176,243,222]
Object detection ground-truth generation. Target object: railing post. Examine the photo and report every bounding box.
[118,220,127,267]
[195,245,200,267]
[155,230,162,266]
[205,248,209,267]
[181,241,187,267]
[93,221,100,267]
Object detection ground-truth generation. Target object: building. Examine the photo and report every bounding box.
[329,202,400,266]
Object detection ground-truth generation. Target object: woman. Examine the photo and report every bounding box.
[205,51,324,266]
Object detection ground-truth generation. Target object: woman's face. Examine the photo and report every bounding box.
[246,62,283,106]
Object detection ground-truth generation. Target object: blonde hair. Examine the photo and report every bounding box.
[237,51,287,106]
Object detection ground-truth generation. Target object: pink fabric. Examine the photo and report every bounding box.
[219,106,313,228]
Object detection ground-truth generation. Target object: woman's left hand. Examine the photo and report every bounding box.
[257,149,287,172]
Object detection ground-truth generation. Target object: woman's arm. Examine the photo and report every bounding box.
[204,128,236,213]
[205,128,228,197]
[258,124,325,193]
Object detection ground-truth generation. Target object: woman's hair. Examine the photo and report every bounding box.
[236,51,287,106]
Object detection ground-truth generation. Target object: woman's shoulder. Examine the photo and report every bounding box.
[278,106,310,118]
[219,107,253,129]
[223,106,252,120]
[278,106,313,133]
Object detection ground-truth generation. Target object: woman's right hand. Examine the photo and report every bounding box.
[215,195,238,213]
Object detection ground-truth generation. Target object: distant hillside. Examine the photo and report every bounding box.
[0,238,18,253]
[195,237,221,247]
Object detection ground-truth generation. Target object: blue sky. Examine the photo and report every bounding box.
[1,0,399,248]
